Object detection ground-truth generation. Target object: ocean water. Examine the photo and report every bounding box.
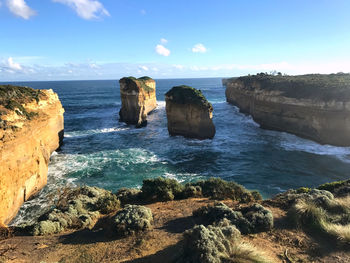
[5,78,350,225]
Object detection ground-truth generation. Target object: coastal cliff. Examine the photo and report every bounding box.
[119,76,157,127]
[165,85,215,139]
[0,85,64,225]
[224,73,350,146]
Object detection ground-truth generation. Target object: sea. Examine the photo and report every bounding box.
[4,78,350,225]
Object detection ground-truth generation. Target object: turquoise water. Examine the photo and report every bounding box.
[4,78,350,224]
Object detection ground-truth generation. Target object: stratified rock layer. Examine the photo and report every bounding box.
[224,73,350,146]
[165,85,215,139]
[119,76,157,127]
[0,85,64,225]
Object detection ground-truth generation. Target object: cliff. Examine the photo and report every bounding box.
[224,73,350,146]
[0,85,64,225]
[165,85,216,139]
[119,76,157,127]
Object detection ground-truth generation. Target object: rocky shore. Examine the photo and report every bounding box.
[119,77,157,127]
[0,85,64,226]
[224,73,350,146]
[1,177,350,262]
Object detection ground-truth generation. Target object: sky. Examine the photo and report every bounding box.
[1,0,350,81]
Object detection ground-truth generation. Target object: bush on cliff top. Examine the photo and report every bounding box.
[0,85,43,120]
[230,73,350,101]
[165,85,213,110]
[119,76,154,92]
[139,177,261,203]
[181,219,273,263]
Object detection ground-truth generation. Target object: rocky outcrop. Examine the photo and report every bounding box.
[119,76,157,127]
[165,85,216,139]
[224,73,350,146]
[0,85,64,225]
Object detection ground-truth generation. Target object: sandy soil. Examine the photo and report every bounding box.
[0,198,349,263]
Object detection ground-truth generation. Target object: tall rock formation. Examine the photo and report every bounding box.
[224,73,350,146]
[165,85,215,139]
[0,85,64,225]
[119,77,157,127]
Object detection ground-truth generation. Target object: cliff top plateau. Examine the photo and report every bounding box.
[165,85,213,110]
[119,76,155,93]
[225,73,350,101]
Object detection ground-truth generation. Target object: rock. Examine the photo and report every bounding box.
[194,202,273,234]
[119,76,157,127]
[28,186,120,236]
[0,85,64,226]
[224,73,350,146]
[165,85,215,139]
[113,205,153,236]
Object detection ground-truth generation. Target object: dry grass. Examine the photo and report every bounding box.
[230,242,275,263]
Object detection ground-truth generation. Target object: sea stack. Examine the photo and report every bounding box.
[0,85,64,225]
[119,76,157,127]
[224,73,350,146]
[165,85,215,139]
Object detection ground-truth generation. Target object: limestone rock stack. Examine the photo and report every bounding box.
[0,85,64,225]
[165,85,215,139]
[119,77,157,127]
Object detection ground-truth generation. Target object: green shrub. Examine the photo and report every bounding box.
[113,205,153,236]
[116,188,142,204]
[189,178,258,202]
[165,85,213,110]
[141,177,184,201]
[119,76,155,93]
[193,202,273,234]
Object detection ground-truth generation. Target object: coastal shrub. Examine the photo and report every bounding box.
[318,180,350,197]
[113,205,153,236]
[116,187,142,204]
[165,85,213,110]
[288,192,350,244]
[189,178,259,202]
[119,76,154,93]
[30,186,120,236]
[181,219,272,263]
[181,185,203,199]
[193,202,273,234]
[141,177,184,201]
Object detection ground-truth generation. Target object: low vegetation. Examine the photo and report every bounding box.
[119,76,155,93]
[229,73,350,101]
[0,85,44,121]
[193,202,273,234]
[113,205,153,236]
[165,85,213,110]
[182,219,273,263]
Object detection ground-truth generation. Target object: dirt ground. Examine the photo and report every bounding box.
[0,198,349,263]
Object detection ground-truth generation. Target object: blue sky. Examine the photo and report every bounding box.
[1,0,350,81]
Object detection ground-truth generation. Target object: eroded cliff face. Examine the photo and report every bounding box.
[165,85,215,139]
[119,77,157,127]
[0,86,64,225]
[224,74,350,146]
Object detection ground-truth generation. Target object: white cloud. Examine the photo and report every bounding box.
[53,0,110,20]
[6,57,22,71]
[6,0,36,19]
[138,65,149,71]
[140,9,146,15]
[160,38,168,44]
[155,44,170,57]
[173,64,184,70]
[192,43,207,53]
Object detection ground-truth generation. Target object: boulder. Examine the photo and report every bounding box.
[119,76,157,127]
[165,85,215,139]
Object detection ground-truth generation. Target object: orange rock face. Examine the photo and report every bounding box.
[0,88,64,225]
[119,77,157,127]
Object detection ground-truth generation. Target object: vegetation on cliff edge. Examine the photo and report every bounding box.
[165,85,213,110]
[226,73,350,101]
[119,76,155,93]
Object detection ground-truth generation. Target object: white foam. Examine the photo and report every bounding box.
[65,127,129,138]
[157,101,166,109]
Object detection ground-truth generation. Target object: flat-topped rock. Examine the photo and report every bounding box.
[224,73,350,146]
[165,85,215,139]
[0,85,64,225]
[119,76,157,127]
